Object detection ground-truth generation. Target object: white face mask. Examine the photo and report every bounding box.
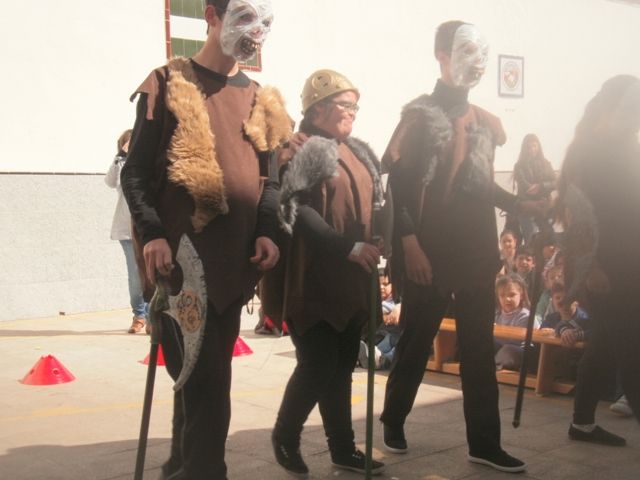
[449,24,489,89]
[220,0,274,62]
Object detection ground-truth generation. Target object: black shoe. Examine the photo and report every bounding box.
[568,424,626,447]
[331,449,385,475]
[272,433,309,478]
[383,423,408,453]
[468,449,526,473]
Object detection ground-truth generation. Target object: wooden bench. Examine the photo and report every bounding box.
[427,318,586,396]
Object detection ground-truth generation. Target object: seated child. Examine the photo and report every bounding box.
[540,282,590,346]
[514,245,535,297]
[535,264,563,327]
[494,273,531,371]
[358,272,402,370]
[498,229,519,275]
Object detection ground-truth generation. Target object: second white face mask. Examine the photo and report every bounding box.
[220,0,274,62]
[449,24,489,89]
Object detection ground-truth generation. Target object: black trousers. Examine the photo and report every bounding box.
[573,288,640,424]
[273,313,364,455]
[380,280,502,455]
[159,298,243,480]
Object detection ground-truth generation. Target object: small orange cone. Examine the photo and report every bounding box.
[20,355,76,385]
[140,345,166,366]
[233,337,253,357]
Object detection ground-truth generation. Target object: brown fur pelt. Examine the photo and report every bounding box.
[244,86,293,152]
[166,58,228,233]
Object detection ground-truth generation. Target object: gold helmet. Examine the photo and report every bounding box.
[301,69,359,114]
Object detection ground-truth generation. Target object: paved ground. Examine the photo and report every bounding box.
[1,308,638,479]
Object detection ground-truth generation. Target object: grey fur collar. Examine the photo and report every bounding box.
[459,123,495,199]
[402,95,453,152]
[402,94,494,197]
[279,135,382,234]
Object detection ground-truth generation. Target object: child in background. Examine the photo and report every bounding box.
[494,273,531,370]
[499,229,519,275]
[535,264,564,327]
[514,245,536,297]
[541,282,590,346]
[358,271,402,370]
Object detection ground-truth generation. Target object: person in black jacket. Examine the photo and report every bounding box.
[121,1,289,477]
[558,74,640,446]
[379,20,543,474]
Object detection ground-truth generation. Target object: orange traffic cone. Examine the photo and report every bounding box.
[140,345,166,366]
[233,337,253,357]
[20,355,76,385]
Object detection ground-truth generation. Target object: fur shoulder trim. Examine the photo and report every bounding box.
[166,57,228,233]
[279,136,339,234]
[244,86,293,151]
[471,105,507,146]
[402,95,453,153]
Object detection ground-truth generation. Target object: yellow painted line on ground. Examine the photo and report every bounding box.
[0,388,286,423]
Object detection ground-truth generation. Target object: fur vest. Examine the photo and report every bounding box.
[279,135,382,234]
[261,133,382,334]
[165,57,291,232]
[396,94,502,202]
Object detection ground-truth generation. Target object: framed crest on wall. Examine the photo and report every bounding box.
[498,55,524,98]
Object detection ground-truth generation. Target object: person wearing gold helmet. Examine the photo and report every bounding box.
[266,69,385,476]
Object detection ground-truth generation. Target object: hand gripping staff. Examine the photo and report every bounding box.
[512,219,554,428]
[134,234,207,479]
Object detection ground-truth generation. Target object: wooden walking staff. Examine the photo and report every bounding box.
[365,198,383,478]
[513,218,554,428]
[133,281,167,480]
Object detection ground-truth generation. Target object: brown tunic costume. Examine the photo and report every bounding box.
[275,130,380,335]
[125,58,290,314]
[121,57,291,479]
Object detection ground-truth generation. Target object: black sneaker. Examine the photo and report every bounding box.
[383,423,408,453]
[468,449,526,473]
[569,424,626,447]
[271,433,309,478]
[331,449,385,475]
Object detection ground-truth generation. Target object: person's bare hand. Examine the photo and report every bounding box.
[348,242,380,274]
[385,304,402,325]
[402,235,433,286]
[143,238,174,285]
[251,236,280,271]
[526,183,541,196]
[560,329,579,347]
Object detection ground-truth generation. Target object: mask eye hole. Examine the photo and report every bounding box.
[238,12,256,25]
[463,44,477,56]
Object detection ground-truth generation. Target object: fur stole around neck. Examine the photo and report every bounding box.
[401,95,497,200]
[279,135,382,234]
[165,57,292,232]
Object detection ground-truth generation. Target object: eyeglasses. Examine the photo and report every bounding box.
[331,101,360,113]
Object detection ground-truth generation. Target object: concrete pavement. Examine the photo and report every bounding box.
[1,308,638,479]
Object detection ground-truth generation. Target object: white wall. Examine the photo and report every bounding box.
[1,0,639,320]
[2,1,639,173]
[256,0,640,170]
[0,0,166,173]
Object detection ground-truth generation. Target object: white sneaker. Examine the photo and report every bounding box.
[610,395,633,417]
[374,347,384,369]
[357,341,368,368]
